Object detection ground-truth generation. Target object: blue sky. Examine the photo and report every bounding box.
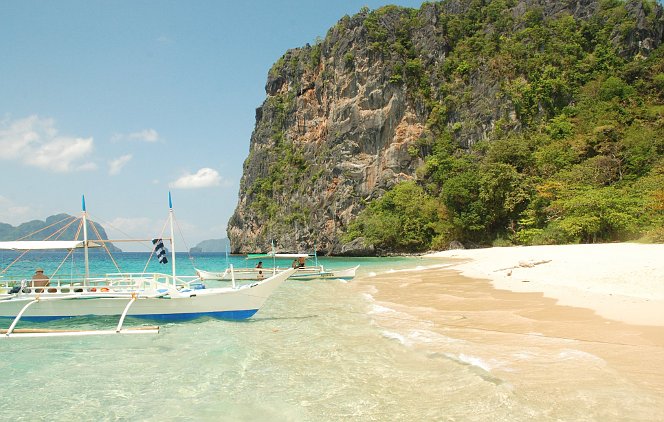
[0,0,424,251]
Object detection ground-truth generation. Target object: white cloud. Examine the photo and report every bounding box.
[170,168,222,189]
[32,137,96,172]
[106,216,162,236]
[104,216,169,251]
[111,129,160,143]
[105,215,205,252]
[108,154,133,175]
[0,115,95,173]
[78,162,98,172]
[129,129,159,142]
[0,195,33,225]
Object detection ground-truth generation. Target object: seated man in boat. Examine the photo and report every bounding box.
[32,268,50,293]
[256,261,263,269]
[297,257,306,268]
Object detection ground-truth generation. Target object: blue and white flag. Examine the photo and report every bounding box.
[152,238,168,264]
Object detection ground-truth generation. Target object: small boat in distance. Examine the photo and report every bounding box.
[195,253,359,282]
[0,194,295,339]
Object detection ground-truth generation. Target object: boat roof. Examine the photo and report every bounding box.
[246,253,311,260]
[0,240,102,250]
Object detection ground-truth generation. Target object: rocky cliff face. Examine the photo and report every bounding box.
[228,0,663,255]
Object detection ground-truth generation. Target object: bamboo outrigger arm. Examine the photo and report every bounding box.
[5,298,40,336]
[1,295,159,339]
[116,294,137,333]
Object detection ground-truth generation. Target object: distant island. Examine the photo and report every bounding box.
[189,238,231,253]
[0,213,121,252]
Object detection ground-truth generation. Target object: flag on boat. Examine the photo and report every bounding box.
[152,238,168,264]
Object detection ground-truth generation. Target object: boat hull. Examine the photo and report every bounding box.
[0,269,295,322]
[197,265,359,281]
[289,265,360,281]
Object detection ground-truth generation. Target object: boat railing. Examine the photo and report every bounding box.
[2,273,159,295]
[103,272,201,290]
[233,265,323,272]
[2,271,204,294]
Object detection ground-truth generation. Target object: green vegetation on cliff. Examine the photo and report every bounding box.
[347,0,664,252]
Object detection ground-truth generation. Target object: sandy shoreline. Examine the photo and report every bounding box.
[425,243,664,326]
[357,264,664,416]
[355,243,664,416]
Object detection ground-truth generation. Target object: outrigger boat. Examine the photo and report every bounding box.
[0,194,295,339]
[195,253,359,282]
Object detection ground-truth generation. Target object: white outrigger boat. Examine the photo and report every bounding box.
[195,253,359,282]
[0,194,295,339]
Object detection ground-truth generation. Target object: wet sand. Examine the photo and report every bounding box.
[357,267,664,418]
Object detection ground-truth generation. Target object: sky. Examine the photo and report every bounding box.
[0,0,424,251]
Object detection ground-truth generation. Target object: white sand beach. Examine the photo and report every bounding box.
[427,243,664,326]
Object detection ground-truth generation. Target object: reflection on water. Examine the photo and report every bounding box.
[1,255,662,421]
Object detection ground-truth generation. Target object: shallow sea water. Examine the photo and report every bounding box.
[358,267,664,422]
[1,253,662,421]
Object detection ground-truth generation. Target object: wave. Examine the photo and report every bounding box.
[381,330,411,346]
[455,353,495,372]
[557,349,605,363]
[369,303,396,314]
[408,329,460,345]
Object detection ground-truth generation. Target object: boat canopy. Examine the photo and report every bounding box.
[0,240,102,250]
[246,253,311,260]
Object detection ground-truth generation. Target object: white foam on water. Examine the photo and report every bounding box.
[369,303,396,314]
[456,353,495,372]
[512,351,538,361]
[365,285,378,295]
[557,348,606,364]
[381,263,453,275]
[366,301,419,323]
[381,330,412,347]
[407,328,461,345]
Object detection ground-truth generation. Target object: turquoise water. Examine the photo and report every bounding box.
[2,253,661,420]
[1,253,452,420]
[0,251,399,281]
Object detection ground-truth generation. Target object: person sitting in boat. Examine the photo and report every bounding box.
[256,261,263,269]
[297,257,306,268]
[32,267,50,293]
[292,259,298,269]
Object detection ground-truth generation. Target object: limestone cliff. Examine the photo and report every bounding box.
[228,0,663,255]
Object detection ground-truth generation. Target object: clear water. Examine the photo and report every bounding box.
[1,253,661,421]
[0,251,402,281]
